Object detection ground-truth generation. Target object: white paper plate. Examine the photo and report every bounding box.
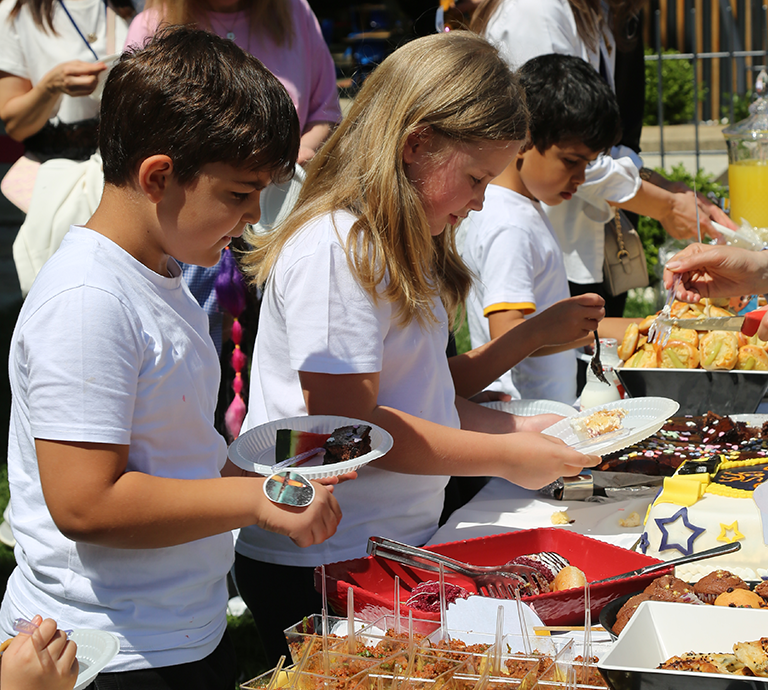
[541,397,680,456]
[71,629,120,690]
[229,415,394,479]
[481,399,578,418]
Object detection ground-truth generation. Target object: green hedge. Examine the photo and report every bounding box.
[644,49,697,125]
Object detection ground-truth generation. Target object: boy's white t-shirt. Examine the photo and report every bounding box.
[0,0,129,126]
[1,227,232,672]
[236,211,457,568]
[462,185,577,404]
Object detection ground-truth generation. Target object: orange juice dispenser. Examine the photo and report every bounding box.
[723,69,768,233]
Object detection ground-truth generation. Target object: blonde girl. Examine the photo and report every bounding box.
[235,31,600,665]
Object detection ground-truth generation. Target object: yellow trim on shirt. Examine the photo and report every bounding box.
[484,302,536,317]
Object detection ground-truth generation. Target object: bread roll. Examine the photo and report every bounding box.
[618,323,639,361]
[699,331,739,370]
[552,565,587,591]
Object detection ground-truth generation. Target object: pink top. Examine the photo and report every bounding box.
[125,0,342,131]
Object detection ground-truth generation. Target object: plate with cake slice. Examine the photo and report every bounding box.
[228,415,394,479]
[541,397,680,456]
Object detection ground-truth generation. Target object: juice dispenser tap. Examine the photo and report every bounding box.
[723,69,768,238]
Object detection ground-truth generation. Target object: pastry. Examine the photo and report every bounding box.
[714,588,767,608]
[660,340,700,369]
[569,408,626,440]
[736,344,768,370]
[699,331,739,370]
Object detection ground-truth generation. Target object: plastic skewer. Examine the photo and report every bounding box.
[393,576,401,635]
[266,655,286,690]
[321,565,329,676]
[582,582,592,682]
[347,587,356,654]
[438,562,448,642]
[492,605,504,676]
[514,588,532,657]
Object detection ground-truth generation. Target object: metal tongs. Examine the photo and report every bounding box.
[367,536,551,599]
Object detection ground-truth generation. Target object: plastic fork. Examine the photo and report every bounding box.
[366,536,553,599]
[590,332,610,385]
[648,274,682,346]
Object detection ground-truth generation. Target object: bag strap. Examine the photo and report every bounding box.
[612,208,631,263]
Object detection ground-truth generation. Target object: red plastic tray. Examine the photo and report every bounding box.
[318,528,671,627]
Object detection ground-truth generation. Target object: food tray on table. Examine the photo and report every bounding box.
[319,528,671,627]
[617,368,768,416]
[228,415,393,479]
[598,601,768,690]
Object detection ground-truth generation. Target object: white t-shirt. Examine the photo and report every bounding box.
[484,0,641,284]
[462,186,576,404]
[0,0,129,125]
[236,211,457,567]
[1,227,232,672]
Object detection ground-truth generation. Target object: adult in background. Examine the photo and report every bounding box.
[0,0,132,208]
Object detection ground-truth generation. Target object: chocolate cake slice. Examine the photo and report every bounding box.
[323,424,372,465]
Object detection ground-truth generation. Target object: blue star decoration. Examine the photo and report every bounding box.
[655,507,705,556]
[638,532,649,554]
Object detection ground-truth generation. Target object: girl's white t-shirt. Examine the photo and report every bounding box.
[2,227,232,672]
[0,0,129,125]
[237,211,458,567]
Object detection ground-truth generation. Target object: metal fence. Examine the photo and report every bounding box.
[645,0,768,168]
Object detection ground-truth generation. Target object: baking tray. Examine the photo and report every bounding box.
[598,601,768,690]
[318,528,671,627]
[616,369,768,415]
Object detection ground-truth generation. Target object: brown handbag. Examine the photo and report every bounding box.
[603,208,649,296]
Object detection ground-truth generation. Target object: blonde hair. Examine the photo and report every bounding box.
[241,31,528,329]
[142,0,293,46]
[470,0,644,53]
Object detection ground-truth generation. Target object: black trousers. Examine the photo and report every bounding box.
[85,631,236,690]
[234,552,321,668]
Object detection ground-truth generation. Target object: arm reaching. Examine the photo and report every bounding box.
[617,180,735,241]
[449,293,603,398]
[301,371,601,491]
[36,440,342,549]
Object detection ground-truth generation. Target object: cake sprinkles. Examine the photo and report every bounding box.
[596,412,768,476]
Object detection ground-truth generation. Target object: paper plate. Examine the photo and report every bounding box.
[229,415,394,479]
[481,399,578,417]
[71,629,120,690]
[541,397,680,456]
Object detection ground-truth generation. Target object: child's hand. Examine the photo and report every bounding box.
[535,294,604,346]
[256,481,343,547]
[497,432,600,490]
[1,615,79,690]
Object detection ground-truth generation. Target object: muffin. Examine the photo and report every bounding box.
[714,589,767,608]
[754,580,768,602]
[613,592,651,635]
[693,569,749,604]
[643,575,695,602]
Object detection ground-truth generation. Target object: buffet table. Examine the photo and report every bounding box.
[426,477,654,551]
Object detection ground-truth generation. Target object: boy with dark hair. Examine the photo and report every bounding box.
[1,26,343,690]
[462,53,622,403]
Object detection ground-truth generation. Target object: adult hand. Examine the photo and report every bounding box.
[41,60,106,98]
[0,615,79,690]
[659,188,736,242]
[663,243,768,302]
